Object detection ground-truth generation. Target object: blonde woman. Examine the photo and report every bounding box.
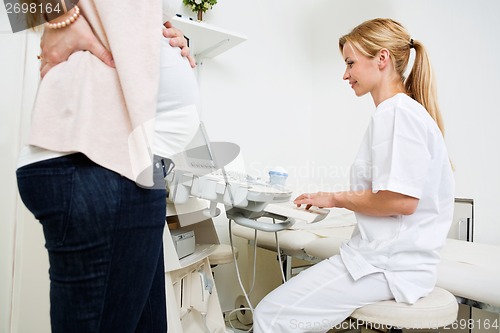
[253,18,454,333]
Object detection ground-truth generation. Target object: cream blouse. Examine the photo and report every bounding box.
[22,0,163,187]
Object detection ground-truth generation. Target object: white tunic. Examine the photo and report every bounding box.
[153,35,200,159]
[340,93,455,304]
[155,0,201,159]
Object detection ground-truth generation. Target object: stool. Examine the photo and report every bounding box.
[350,287,458,331]
[208,244,239,267]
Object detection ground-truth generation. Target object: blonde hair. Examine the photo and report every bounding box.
[339,18,445,136]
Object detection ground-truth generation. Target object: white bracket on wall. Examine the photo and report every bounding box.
[170,16,247,60]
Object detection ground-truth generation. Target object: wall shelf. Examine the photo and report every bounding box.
[171,16,247,59]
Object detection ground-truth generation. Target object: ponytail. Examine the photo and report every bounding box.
[405,40,445,136]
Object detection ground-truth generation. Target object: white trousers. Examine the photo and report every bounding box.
[253,255,393,333]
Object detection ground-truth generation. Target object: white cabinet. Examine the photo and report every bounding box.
[449,198,474,241]
[449,199,500,333]
[163,198,229,332]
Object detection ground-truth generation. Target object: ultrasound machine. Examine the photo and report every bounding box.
[165,122,297,233]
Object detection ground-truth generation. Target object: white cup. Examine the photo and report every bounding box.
[269,170,288,187]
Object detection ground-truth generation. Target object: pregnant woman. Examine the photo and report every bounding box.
[16,1,201,332]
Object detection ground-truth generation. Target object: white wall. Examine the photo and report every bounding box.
[188,0,500,246]
[0,18,50,333]
[2,0,500,331]
[307,0,500,245]
[180,0,316,188]
[0,30,23,333]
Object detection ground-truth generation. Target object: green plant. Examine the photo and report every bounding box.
[183,0,217,13]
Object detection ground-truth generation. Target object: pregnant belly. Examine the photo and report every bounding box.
[153,37,200,158]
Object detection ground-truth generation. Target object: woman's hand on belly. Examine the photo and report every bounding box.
[163,21,196,68]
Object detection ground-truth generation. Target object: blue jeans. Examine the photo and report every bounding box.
[16,153,167,333]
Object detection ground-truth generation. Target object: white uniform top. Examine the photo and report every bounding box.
[340,93,455,304]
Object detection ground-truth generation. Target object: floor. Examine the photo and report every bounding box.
[223,317,376,333]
